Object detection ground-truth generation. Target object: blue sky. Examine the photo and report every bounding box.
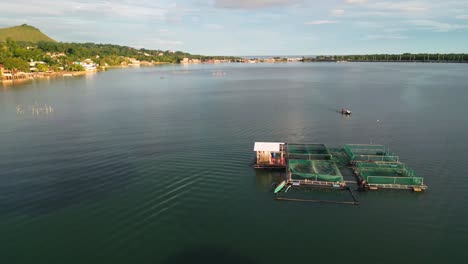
[1,0,468,55]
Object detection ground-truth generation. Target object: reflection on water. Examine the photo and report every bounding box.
[1,78,33,88]
[254,170,284,191]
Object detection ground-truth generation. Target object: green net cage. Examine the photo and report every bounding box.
[344,144,399,163]
[357,162,424,185]
[328,148,351,167]
[288,159,344,182]
[287,143,332,160]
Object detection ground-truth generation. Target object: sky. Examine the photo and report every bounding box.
[1,0,468,55]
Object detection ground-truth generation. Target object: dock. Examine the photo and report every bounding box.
[254,142,428,192]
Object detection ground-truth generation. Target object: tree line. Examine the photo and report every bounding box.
[302,53,468,62]
[0,38,241,73]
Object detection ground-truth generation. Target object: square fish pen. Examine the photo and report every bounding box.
[344,144,399,164]
[356,162,426,190]
[287,143,332,160]
[288,159,345,187]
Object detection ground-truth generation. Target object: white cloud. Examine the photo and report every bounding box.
[157,39,183,45]
[345,0,368,4]
[373,2,430,13]
[409,19,468,32]
[0,1,68,16]
[355,21,384,28]
[0,0,169,20]
[205,24,224,29]
[134,38,183,48]
[456,14,468,19]
[384,27,409,33]
[367,34,408,39]
[331,9,345,16]
[305,20,339,25]
[214,0,301,9]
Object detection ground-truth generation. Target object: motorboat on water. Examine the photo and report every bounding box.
[341,108,352,115]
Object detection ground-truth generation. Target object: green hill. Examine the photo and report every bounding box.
[0,24,56,43]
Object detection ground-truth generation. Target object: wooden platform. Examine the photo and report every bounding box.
[287,179,345,188]
[367,183,428,191]
[253,164,286,169]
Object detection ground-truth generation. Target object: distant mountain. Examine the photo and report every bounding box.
[0,24,56,43]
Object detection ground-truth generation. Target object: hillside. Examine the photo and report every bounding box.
[0,24,56,43]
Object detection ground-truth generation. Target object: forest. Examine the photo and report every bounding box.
[0,38,241,72]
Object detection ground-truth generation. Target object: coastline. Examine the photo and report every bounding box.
[1,70,90,83]
[0,63,173,84]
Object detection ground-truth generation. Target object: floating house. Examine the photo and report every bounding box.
[253,142,286,168]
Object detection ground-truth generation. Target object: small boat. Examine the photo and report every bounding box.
[274,181,286,194]
[341,108,352,115]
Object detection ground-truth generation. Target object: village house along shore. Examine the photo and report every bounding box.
[0,56,238,83]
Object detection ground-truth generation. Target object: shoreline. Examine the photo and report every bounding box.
[2,60,467,85]
[1,70,90,83]
[0,63,174,84]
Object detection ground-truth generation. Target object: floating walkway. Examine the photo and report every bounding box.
[254,142,427,192]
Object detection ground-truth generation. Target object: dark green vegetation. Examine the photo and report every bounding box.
[0,25,240,73]
[302,53,468,63]
[0,24,56,43]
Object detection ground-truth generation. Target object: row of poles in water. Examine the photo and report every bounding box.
[16,104,54,115]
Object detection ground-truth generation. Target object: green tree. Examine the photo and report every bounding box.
[35,63,49,72]
[3,57,30,72]
[68,64,85,71]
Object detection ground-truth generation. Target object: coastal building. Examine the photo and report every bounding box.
[1,64,31,80]
[128,58,140,66]
[74,59,97,71]
[82,63,97,71]
[29,61,46,72]
[0,70,29,81]
[46,52,66,58]
[181,58,204,64]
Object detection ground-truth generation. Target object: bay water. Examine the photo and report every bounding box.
[1,62,467,263]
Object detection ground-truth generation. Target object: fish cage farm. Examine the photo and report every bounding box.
[254,142,427,192]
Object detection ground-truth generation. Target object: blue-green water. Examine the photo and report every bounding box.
[1,63,467,263]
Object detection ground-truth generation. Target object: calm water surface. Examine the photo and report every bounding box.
[1,63,467,263]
